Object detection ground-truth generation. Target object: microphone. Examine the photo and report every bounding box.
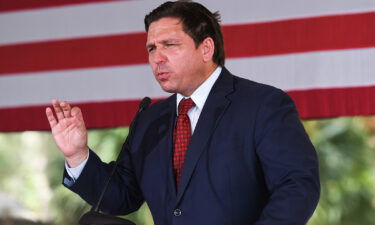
[79,97,151,225]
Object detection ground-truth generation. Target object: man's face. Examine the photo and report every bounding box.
[146,17,207,96]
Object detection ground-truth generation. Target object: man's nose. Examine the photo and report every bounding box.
[152,49,167,64]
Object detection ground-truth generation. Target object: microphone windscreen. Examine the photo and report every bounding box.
[139,97,151,112]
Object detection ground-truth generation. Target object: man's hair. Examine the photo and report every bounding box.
[144,0,225,66]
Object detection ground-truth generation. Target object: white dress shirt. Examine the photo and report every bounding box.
[176,66,221,133]
[66,66,222,181]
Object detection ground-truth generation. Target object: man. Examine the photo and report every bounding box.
[46,1,320,225]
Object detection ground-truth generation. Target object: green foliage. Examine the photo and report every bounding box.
[1,117,375,225]
[306,118,375,225]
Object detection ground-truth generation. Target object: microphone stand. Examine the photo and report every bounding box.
[79,97,151,225]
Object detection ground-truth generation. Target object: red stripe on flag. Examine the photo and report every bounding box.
[0,33,148,75]
[1,11,375,75]
[1,86,375,131]
[0,0,125,12]
[223,11,375,58]
[288,85,375,119]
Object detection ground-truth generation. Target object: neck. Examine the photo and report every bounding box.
[182,64,218,97]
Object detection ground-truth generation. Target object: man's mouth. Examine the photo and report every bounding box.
[156,72,169,81]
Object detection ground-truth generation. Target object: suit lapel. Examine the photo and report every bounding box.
[176,68,234,203]
[156,95,178,197]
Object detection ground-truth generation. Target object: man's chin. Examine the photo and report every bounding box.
[158,82,178,94]
[161,87,176,94]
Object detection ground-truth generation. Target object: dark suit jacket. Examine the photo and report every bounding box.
[66,67,320,225]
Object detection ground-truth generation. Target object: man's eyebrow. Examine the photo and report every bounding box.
[146,39,181,48]
[161,39,180,43]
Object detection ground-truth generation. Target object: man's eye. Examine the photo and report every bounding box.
[147,47,155,52]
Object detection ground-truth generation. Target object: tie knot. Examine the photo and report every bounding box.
[178,98,195,115]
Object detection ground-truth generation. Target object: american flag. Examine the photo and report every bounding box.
[1,0,375,131]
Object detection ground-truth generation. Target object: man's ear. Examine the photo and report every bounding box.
[200,37,215,62]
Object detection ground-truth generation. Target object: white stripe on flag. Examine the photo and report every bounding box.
[2,47,375,108]
[1,0,375,45]
[0,65,167,108]
[227,47,375,91]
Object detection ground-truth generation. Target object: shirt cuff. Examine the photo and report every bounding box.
[65,151,89,181]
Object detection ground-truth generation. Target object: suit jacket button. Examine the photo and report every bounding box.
[173,209,182,216]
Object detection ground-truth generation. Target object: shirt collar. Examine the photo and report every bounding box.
[177,66,222,112]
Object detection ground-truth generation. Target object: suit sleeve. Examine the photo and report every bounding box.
[62,146,144,215]
[254,89,320,225]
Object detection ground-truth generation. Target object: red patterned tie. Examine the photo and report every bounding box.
[173,98,195,188]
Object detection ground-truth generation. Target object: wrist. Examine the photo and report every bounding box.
[66,147,89,168]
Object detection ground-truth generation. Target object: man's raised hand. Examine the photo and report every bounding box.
[46,99,89,167]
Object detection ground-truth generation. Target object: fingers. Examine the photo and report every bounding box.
[49,99,85,130]
[52,99,65,121]
[71,106,86,129]
[51,99,73,121]
[45,107,57,128]
[71,106,83,119]
[61,101,72,118]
